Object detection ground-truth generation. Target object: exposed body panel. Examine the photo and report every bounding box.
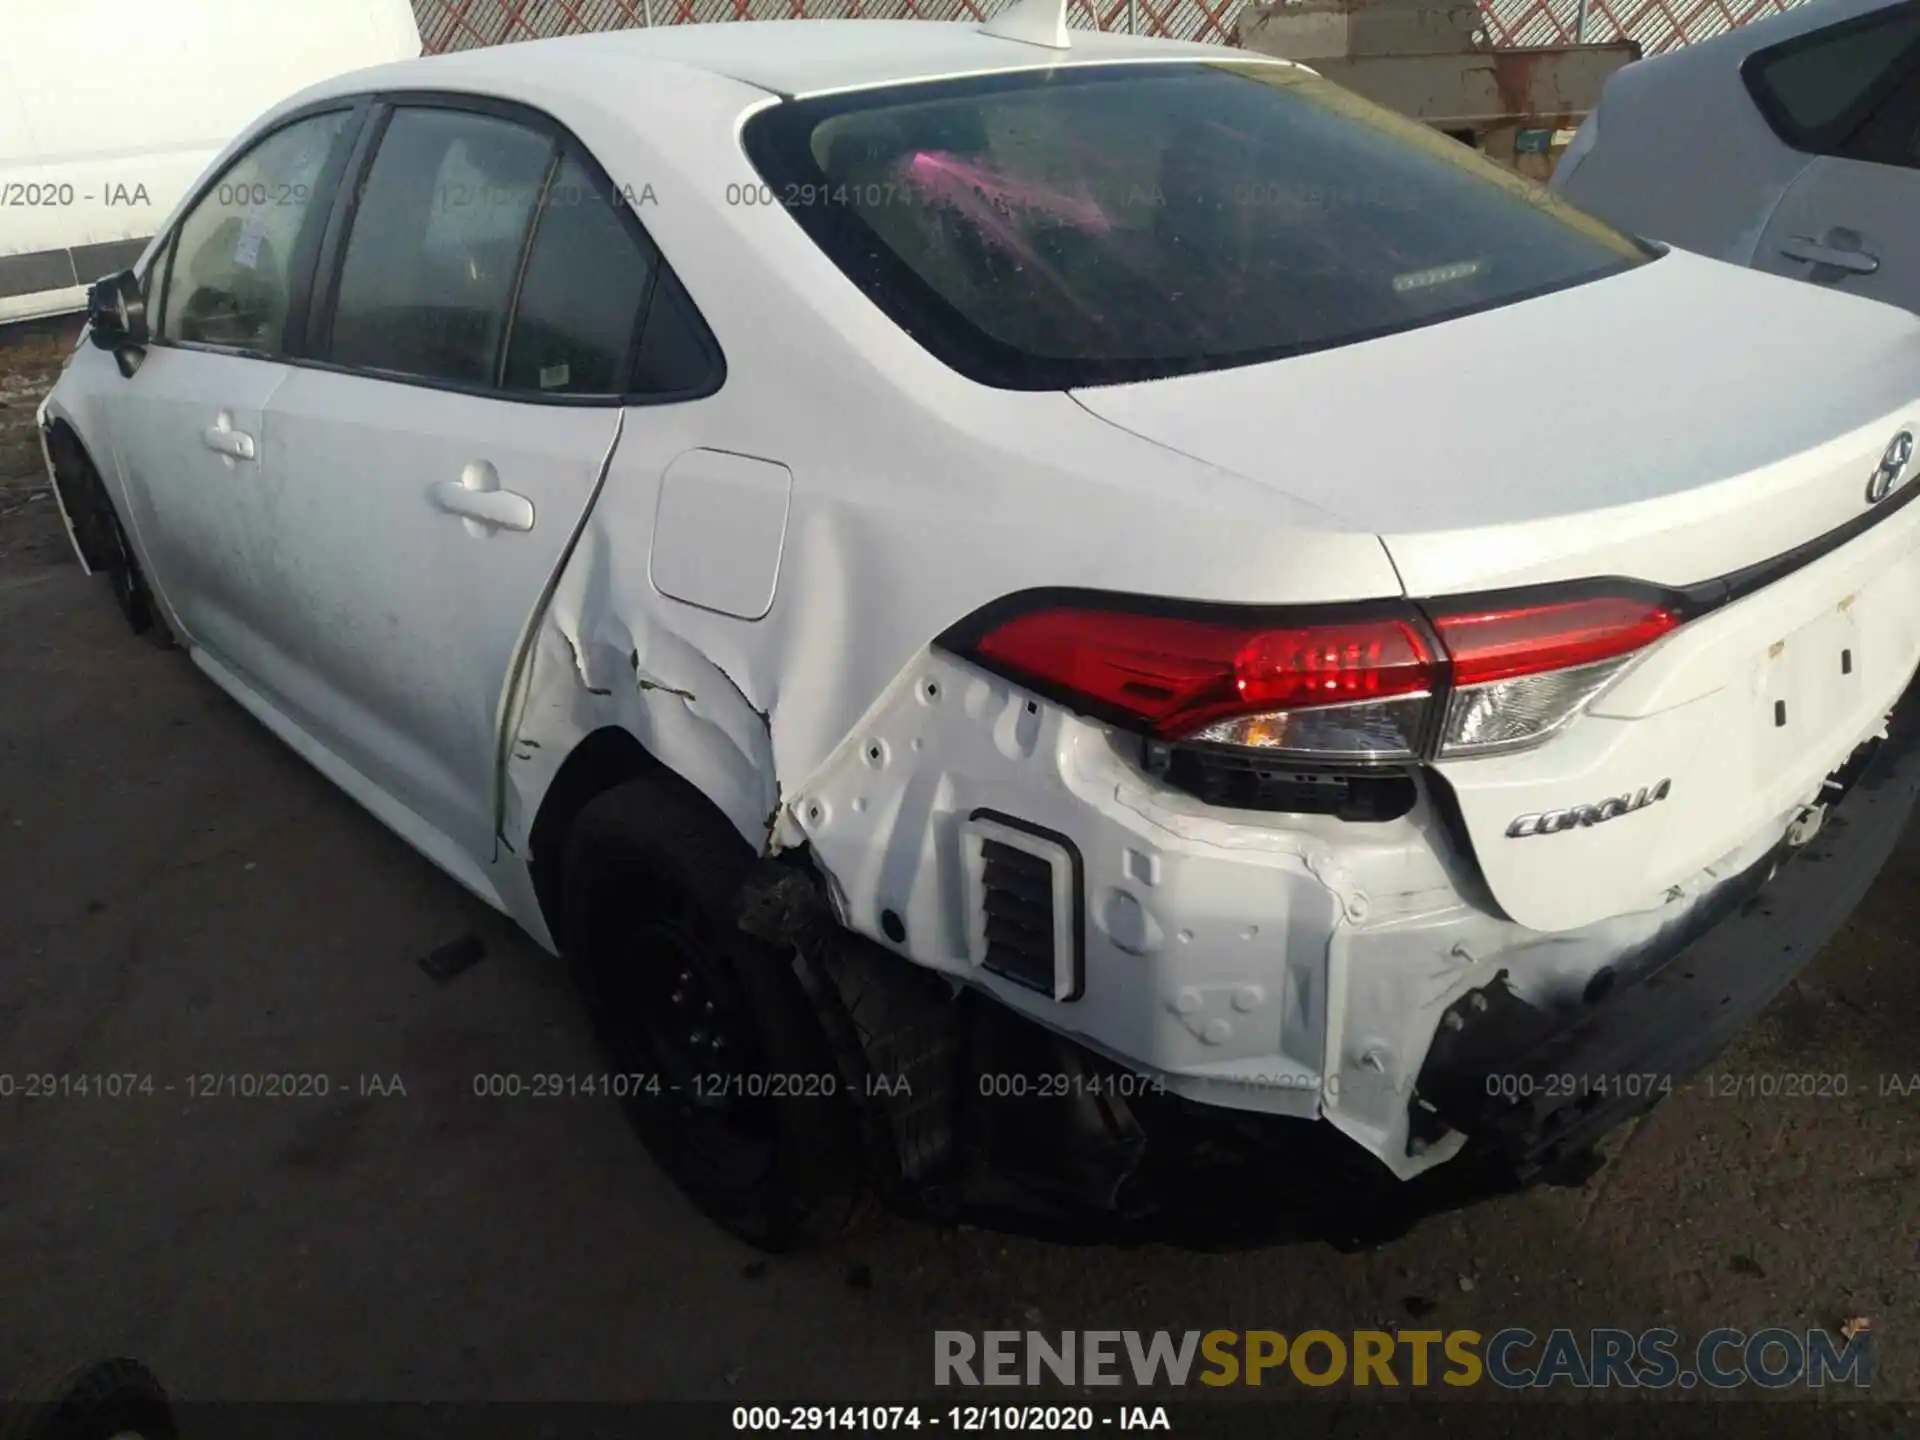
[499,381,1408,868]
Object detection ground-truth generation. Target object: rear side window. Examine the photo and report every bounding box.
[503,153,657,396]
[1744,5,1920,158]
[157,110,353,353]
[629,267,721,396]
[743,63,1650,390]
[327,106,554,385]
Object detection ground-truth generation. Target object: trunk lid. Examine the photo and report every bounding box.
[1071,248,1920,595]
[1073,251,1920,931]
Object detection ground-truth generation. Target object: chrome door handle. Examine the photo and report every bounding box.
[1780,236,1881,275]
[432,476,534,533]
[201,424,256,460]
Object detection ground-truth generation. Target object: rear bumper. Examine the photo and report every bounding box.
[1411,665,1920,1186]
[1165,665,1920,1243]
[797,668,1920,1247]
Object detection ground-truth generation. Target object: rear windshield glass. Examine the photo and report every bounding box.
[742,63,1653,389]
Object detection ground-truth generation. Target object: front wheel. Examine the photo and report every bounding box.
[59,441,171,649]
[98,496,173,651]
[561,772,865,1251]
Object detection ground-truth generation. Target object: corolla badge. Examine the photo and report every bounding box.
[1867,431,1913,504]
[1507,779,1672,838]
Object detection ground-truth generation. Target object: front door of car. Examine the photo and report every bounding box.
[104,108,357,664]
[255,101,712,867]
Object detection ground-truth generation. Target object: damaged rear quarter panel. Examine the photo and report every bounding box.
[495,132,1406,905]
[498,376,1402,883]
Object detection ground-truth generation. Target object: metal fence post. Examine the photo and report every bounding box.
[1572,0,1588,42]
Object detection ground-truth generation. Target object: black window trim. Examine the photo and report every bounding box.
[141,88,726,410]
[145,98,372,363]
[1740,3,1920,162]
[492,143,567,391]
[301,97,396,365]
[147,228,178,337]
[300,87,725,409]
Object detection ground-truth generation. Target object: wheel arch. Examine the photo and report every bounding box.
[524,725,661,945]
[502,504,792,949]
[39,410,116,573]
[512,677,783,951]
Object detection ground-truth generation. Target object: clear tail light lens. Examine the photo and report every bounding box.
[1438,656,1639,755]
[1431,597,1681,757]
[1186,694,1434,760]
[946,590,1683,764]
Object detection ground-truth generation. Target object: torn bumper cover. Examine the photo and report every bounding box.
[776,672,1920,1248]
[1411,669,1920,1189]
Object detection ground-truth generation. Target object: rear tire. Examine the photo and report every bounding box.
[4,1359,176,1440]
[561,773,865,1251]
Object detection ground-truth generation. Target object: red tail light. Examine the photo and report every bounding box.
[947,589,1685,762]
[971,608,1436,743]
[1433,597,1681,687]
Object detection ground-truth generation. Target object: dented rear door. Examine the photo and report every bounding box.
[250,105,669,866]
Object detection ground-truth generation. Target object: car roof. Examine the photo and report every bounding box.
[311,18,1269,105]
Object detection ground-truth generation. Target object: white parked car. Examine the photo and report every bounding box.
[38,7,1920,1250]
[0,0,422,327]
[1553,0,1920,313]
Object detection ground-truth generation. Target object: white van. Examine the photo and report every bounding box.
[0,0,422,325]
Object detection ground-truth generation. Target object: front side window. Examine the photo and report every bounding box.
[158,110,352,352]
[743,64,1651,389]
[327,106,554,386]
[1745,6,1920,159]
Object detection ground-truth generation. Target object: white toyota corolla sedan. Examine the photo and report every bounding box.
[38,6,1920,1250]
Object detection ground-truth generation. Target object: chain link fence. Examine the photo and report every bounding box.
[1481,0,1804,49]
[415,0,1809,61]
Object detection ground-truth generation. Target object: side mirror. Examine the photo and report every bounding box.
[87,269,149,347]
[86,269,149,377]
